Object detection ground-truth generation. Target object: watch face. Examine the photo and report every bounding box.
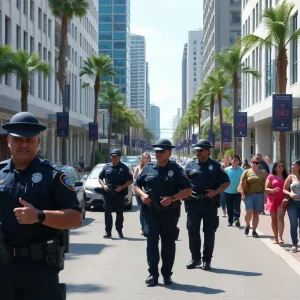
[38,211,45,223]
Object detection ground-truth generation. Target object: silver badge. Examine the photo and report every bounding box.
[32,172,43,183]
[120,168,123,171]
[208,165,213,170]
[168,170,174,177]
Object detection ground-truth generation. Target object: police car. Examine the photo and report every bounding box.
[83,163,134,210]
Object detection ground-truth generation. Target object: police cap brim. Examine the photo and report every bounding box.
[110,154,121,156]
[2,123,46,137]
[153,146,174,151]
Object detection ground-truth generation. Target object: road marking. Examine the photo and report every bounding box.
[256,228,300,276]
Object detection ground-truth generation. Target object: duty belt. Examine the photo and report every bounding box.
[9,243,44,259]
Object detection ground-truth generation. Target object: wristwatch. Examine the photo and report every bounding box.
[215,189,220,195]
[172,196,176,202]
[38,210,46,224]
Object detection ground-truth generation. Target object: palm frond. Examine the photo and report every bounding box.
[48,0,89,18]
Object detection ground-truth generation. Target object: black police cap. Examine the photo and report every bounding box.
[193,139,213,150]
[2,112,47,137]
[152,138,175,151]
[109,149,122,156]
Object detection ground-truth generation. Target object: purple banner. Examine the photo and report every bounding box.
[140,139,145,149]
[272,94,293,131]
[183,139,188,147]
[124,135,129,146]
[192,134,198,144]
[56,112,69,137]
[131,139,136,147]
[234,112,247,137]
[89,123,98,141]
[222,123,232,143]
[208,130,215,146]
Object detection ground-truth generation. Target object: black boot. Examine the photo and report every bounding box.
[118,231,124,238]
[163,276,173,285]
[186,259,201,269]
[202,261,211,271]
[145,275,158,286]
[103,233,112,239]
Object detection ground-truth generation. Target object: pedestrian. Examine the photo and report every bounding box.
[283,160,300,253]
[238,155,267,238]
[133,152,151,235]
[184,139,230,271]
[224,155,244,227]
[134,139,192,286]
[265,155,273,173]
[220,154,231,217]
[242,158,250,170]
[265,161,288,244]
[0,112,83,299]
[256,153,270,174]
[79,156,84,172]
[98,149,133,239]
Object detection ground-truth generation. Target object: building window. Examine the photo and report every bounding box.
[30,36,34,54]
[23,31,28,50]
[43,14,47,34]
[231,12,241,24]
[48,19,51,38]
[231,0,241,4]
[38,8,42,30]
[30,1,34,22]
[23,0,28,16]
[17,0,21,9]
[291,13,298,84]
[16,25,21,49]
[230,31,241,44]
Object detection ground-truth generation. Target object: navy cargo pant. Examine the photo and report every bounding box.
[0,258,62,300]
[187,200,219,263]
[104,194,125,234]
[143,205,179,278]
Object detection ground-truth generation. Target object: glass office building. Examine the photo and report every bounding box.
[99,0,131,106]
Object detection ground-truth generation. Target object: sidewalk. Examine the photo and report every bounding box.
[239,205,300,262]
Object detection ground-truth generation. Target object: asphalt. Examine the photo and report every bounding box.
[60,198,300,300]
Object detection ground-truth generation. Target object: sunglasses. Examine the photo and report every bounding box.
[251,161,260,164]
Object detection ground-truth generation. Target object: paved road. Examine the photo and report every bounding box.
[60,199,300,300]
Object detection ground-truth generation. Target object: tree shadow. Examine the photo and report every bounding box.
[211,268,262,277]
[164,283,224,294]
[67,243,113,256]
[67,283,105,293]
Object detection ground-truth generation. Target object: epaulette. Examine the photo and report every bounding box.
[40,159,58,170]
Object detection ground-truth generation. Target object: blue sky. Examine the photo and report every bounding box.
[131,0,203,139]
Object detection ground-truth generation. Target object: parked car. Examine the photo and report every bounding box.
[58,165,86,219]
[121,156,139,169]
[83,163,134,210]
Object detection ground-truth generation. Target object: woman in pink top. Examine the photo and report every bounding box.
[265,161,288,244]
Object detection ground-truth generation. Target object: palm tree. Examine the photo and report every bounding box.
[80,54,116,168]
[0,45,13,78]
[194,88,210,138]
[206,69,231,157]
[1,50,52,111]
[215,43,261,154]
[242,0,300,164]
[101,86,125,153]
[48,0,88,165]
[223,106,233,123]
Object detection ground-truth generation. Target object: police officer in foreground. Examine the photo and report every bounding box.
[185,139,230,271]
[98,149,133,239]
[134,139,192,286]
[0,112,83,299]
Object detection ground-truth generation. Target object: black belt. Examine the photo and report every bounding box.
[9,243,44,258]
[10,246,30,257]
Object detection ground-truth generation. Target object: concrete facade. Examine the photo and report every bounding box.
[241,0,300,167]
[181,43,187,116]
[146,62,150,125]
[150,104,160,140]
[130,34,146,116]
[0,0,98,167]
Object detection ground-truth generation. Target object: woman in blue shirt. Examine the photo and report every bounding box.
[224,155,244,227]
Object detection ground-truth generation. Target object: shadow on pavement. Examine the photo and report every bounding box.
[67,284,105,293]
[164,283,224,294]
[67,243,113,256]
[258,235,273,239]
[69,231,83,236]
[114,236,145,241]
[211,268,262,276]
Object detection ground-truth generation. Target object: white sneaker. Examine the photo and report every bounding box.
[291,246,298,253]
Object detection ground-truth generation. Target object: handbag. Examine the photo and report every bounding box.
[281,196,290,209]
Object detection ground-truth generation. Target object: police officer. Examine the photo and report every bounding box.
[98,149,133,239]
[0,112,83,299]
[185,139,230,271]
[134,139,192,286]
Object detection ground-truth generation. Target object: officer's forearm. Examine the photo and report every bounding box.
[217,182,230,193]
[98,179,106,187]
[173,188,192,201]
[123,180,133,188]
[133,186,147,198]
[42,209,83,229]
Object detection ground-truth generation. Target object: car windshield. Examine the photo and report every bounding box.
[89,166,104,179]
[122,157,139,165]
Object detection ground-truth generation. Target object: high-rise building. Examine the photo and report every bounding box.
[172,108,181,131]
[130,34,146,115]
[181,43,187,116]
[187,29,204,104]
[203,0,241,78]
[0,0,98,166]
[150,104,160,140]
[146,62,151,124]
[99,0,131,106]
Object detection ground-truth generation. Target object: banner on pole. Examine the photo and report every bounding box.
[56,112,69,137]
[272,94,293,131]
[192,134,197,144]
[88,123,98,141]
[208,130,216,146]
[222,123,232,143]
[124,135,129,146]
[131,139,136,147]
[234,112,247,137]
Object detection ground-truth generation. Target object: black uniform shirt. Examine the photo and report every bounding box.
[134,161,191,203]
[0,157,81,246]
[99,162,133,196]
[185,157,230,195]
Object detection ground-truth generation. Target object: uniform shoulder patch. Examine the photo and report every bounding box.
[59,173,75,191]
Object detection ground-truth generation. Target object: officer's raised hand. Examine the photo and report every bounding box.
[141,193,151,205]
[205,189,218,198]
[115,186,123,192]
[14,198,39,224]
[160,196,173,207]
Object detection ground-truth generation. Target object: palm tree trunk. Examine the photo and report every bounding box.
[210,96,215,158]
[57,14,69,166]
[127,127,130,155]
[21,80,29,111]
[108,107,113,160]
[276,51,288,165]
[218,93,224,158]
[90,77,100,169]
[233,73,239,155]
[198,109,202,139]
